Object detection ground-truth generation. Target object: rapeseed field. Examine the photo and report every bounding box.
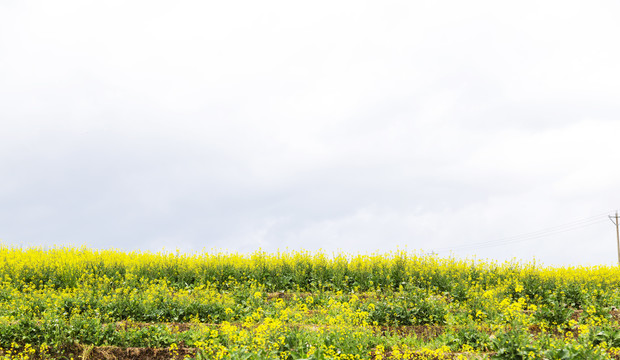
[1,246,620,359]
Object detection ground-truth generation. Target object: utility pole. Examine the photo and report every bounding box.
[609,211,620,266]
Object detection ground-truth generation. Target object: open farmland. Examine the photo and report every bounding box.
[2,247,620,359]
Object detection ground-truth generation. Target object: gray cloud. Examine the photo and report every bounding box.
[1,0,619,265]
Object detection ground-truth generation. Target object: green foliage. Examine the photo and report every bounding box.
[533,298,574,328]
[591,326,620,348]
[368,286,448,326]
[491,329,537,360]
[3,247,620,359]
[447,326,492,352]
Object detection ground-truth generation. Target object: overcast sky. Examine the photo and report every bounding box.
[1,1,620,266]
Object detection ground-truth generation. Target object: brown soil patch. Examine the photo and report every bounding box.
[369,348,494,360]
[377,325,445,340]
[570,309,583,321]
[0,344,197,360]
[114,321,203,332]
[527,324,576,338]
[266,291,295,300]
[88,346,195,360]
[55,344,197,360]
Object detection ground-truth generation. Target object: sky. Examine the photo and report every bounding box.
[1,0,620,266]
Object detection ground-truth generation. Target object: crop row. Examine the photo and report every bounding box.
[2,247,620,359]
[2,247,620,295]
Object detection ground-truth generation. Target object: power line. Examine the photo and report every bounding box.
[435,217,607,252]
[448,217,606,250]
[431,210,612,254]
[437,218,607,252]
